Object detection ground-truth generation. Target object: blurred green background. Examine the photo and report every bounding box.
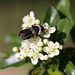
[0,0,75,75]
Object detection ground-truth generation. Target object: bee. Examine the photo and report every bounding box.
[18,25,44,40]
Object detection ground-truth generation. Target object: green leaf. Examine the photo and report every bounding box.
[64,61,75,75]
[58,48,75,72]
[71,26,75,43]
[57,0,75,27]
[29,67,45,75]
[57,18,71,45]
[0,54,27,69]
[0,51,6,57]
[43,6,59,26]
[5,33,21,47]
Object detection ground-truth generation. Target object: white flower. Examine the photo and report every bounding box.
[43,41,60,58]
[31,57,38,65]
[43,23,56,38]
[48,49,59,58]
[22,11,40,29]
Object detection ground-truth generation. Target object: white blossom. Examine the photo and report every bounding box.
[22,11,40,29]
[43,41,60,58]
[43,23,56,38]
[13,11,61,65]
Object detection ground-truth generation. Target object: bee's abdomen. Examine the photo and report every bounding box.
[18,29,32,39]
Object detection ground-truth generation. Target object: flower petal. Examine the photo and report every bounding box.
[48,53,54,58]
[54,49,60,55]
[31,57,38,65]
[43,34,50,38]
[30,11,34,17]
[39,53,44,60]
[22,23,27,28]
[49,27,56,33]
[43,47,50,53]
[44,55,48,60]
[48,41,54,47]
[55,42,59,48]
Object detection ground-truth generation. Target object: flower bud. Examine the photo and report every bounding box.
[13,47,18,52]
[36,19,40,24]
[43,39,48,44]
[44,55,48,60]
[59,45,63,50]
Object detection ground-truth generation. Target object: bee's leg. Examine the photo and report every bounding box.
[38,35,46,40]
[38,35,43,39]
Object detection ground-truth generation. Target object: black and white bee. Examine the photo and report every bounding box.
[18,25,44,40]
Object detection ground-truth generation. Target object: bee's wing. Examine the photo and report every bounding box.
[18,29,32,39]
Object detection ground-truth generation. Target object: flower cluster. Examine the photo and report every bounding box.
[13,11,60,65]
[22,11,40,29]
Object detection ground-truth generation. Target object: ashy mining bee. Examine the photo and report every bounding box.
[18,25,44,40]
